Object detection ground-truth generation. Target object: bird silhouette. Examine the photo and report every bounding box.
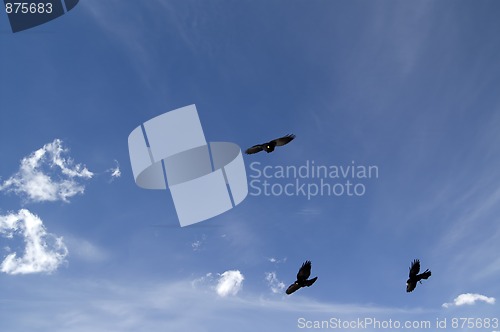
[406,259,431,292]
[245,134,295,154]
[286,260,318,295]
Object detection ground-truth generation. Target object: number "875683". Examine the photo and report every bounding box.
[5,2,53,14]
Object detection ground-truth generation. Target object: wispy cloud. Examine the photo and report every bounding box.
[191,240,202,251]
[191,272,214,288]
[267,257,287,264]
[442,293,496,308]
[0,139,93,203]
[79,0,205,89]
[474,255,500,280]
[265,272,285,294]
[191,234,207,252]
[216,270,244,297]
[0,209,68,275]
[107,160,121,181]
[65,236,109,263]
[0,277,434,332]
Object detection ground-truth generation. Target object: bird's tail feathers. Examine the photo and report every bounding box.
[304,277,318,287]
[420,269,431,279]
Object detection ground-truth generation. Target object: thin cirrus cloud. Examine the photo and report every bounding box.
[191,240,202,251]
[64,236,109,263]
[191,234,207,251]
[0,139,93,203]
[268,257,287,264]
[265,271,286,294]
[0,209,68,275]
[442,293,496,308]
[0,277,427,332]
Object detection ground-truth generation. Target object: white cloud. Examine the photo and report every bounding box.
[0,139,93,203]
[191,240,202,251]
[267,257,287,264]
[107,160,121,180]
[216,270,244,297]
[0,209,68,275]
[442,293,496,308]
[191,270,244,297]
[265,272,286,294]
[191,234,206,251]
[110,168,121,179]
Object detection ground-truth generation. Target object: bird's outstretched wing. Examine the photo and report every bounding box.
[272,134,295,146]
[417,269,431,281]
[304,276,318,287]
[297,260,312,282]
[409,259,420,278]
[286,282,301,295]
[245,144,264,154]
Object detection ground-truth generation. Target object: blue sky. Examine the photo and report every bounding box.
[1,1,500,331]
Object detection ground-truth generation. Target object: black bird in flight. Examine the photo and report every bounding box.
[245,134,295,154]
[406,259,431,292]
[286,260,318,295]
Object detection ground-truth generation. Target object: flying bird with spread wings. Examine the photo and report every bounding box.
[286,260,318,295]
[245,134,295,154]
[406,259,431,292]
